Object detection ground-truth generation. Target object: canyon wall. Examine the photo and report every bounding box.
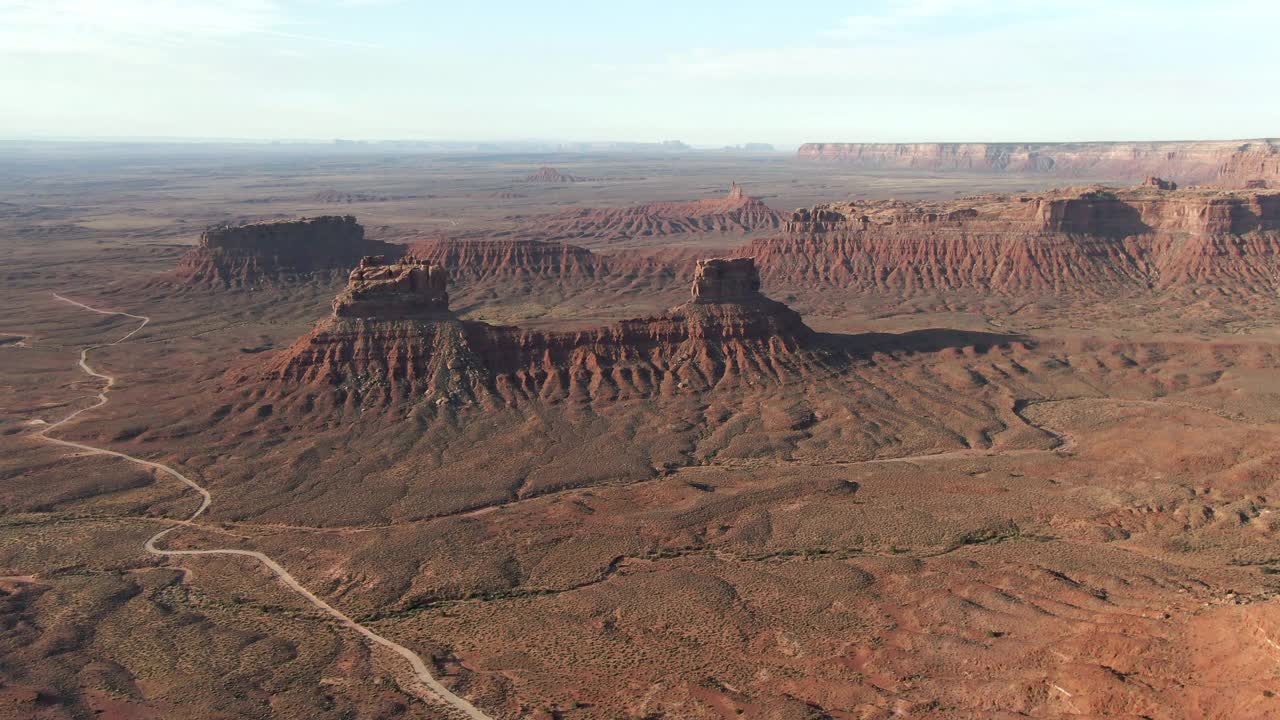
[796,139,1280,187]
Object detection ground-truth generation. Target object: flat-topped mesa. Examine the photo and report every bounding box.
[331,256,451,320]
[781,186,1280,237]
[795,139,1280,186]
[200,215,364,251]
[691,257,762,303]
[171,215,402,288]
[750,185,1280,294]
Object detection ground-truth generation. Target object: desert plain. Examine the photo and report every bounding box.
[2,140,1280,719]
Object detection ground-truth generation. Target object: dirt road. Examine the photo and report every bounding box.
[33,293,494,720]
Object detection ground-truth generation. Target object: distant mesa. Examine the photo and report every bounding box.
[311,189,399,203]
[168,215,404,289]
[750,182,1280,293]
[511,182,783,245]
[796,138,1280,187]
[524,167,593,183]
[258,255,820,406]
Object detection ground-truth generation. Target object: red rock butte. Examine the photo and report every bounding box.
[168,215,402,288]
[259,255,822,406]
[332,256,451,320]
[691,257,761,303]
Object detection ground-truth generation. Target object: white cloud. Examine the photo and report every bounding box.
[822,0,1058,39]
[0,0,286,55]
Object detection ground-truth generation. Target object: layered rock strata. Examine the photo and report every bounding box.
[749,185,1280,294]
[172,216,403,288]
[265,257,822,404]
[512,183,783,244]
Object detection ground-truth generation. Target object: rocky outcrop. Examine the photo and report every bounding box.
[170,216,403,288]
[262,257,823,405]
[332,256,450,320]
[691,257,761,302]
[750,184,1280,294]
[796,139,1280,185]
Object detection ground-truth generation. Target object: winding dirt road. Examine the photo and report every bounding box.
[33,293,494,720]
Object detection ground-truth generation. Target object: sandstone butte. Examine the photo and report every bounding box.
[796,138,1280,188]
[168,215,402,288]
[257,255,824,406]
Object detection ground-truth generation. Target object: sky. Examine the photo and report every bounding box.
[1,0,1277,147]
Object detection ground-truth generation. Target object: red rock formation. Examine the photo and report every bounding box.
[516,184,783,245]
[749,185,1280,294]
[796,139,1279,185]
[263,256,821,405]
[525,167,591,183]
[408,238,605,280]
[170,216,403,288]
[1142,176,1178,191]
[691,257,760,302]
[333,256,450,320]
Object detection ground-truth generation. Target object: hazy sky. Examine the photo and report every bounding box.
[2,0,1277,147]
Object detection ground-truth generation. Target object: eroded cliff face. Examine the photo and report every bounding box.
[332,256,451,320]
[796,139,1280,186]
[1216,141,1280,189]
[171,216,403,288]
[261,256,823,406]
[408,239,606,280]
[751,185,1280,293]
